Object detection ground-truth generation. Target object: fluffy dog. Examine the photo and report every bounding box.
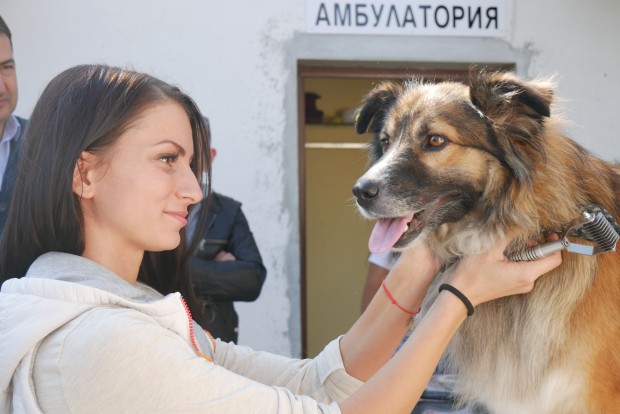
[352,70,620,414]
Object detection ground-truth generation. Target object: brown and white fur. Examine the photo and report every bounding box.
[352,70,620,413]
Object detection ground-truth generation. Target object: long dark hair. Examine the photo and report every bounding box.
[0,64,211,320]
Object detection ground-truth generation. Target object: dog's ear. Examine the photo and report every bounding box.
[469,70,555,186]
[355,81,403,135]
[469,70,553,122]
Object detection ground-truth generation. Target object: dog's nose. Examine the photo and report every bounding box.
[353,179,379,206]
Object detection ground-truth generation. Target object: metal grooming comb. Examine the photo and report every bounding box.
[510,207,620,262]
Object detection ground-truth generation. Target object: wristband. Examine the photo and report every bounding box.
[439,284,475,316]
[382,280,421,316]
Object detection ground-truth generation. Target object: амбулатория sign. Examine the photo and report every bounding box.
[306,0,510,37]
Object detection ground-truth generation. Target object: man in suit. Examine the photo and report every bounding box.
[0,15,27,234]
[187,119,267,343]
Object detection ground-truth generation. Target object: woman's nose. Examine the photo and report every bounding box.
[178,164,204,205]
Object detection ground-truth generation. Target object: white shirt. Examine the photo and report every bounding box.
[368,251,400,270]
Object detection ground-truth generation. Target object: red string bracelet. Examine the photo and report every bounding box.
[382,280,421,316]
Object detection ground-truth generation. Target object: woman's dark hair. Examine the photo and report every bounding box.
[0,64,211,321]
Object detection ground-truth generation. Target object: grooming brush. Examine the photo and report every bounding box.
[510,206,620,262]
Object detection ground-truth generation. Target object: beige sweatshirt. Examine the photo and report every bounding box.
[0,253,364,413]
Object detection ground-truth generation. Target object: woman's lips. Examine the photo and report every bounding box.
[165,211,188,226]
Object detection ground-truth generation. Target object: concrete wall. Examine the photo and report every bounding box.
[3,0,619,357]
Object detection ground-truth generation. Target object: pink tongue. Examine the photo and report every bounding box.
[368,215,414,254]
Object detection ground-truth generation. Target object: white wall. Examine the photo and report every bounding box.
[512,0,620,158]
[3,0,619,357]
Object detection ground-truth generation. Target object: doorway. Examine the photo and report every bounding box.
[298,65,472,357]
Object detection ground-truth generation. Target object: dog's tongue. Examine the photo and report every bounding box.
[369,214,414,254]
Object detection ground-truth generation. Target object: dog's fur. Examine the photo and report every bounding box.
[353,71,620,414]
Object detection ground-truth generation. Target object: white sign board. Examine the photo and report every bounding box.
[307,0,510,37]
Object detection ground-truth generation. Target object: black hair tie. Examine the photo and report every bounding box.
[439,284,475,316]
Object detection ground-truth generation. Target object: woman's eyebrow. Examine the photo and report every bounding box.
[154,140,186,156]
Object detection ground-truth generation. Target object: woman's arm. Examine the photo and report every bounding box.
[341,292,466,413]
[338,238,562,414]
[340,244,439,380]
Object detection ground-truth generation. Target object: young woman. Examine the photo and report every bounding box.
[0,64,561,414]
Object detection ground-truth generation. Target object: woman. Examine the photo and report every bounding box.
[0,64,561,414]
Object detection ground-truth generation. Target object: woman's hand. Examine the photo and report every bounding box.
[448,235,562,308]
[389,242,440,285]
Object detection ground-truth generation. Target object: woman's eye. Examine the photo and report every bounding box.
[427,134,447,148]
[160,154,179,165]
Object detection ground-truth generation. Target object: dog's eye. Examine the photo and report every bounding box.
[379,134,390,150]
[427,134,447,149]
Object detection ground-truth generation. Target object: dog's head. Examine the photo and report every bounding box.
[353,71,554,255]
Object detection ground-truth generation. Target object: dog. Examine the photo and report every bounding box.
[352,70,620,414]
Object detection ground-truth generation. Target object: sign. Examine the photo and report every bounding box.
[307,0,510,37]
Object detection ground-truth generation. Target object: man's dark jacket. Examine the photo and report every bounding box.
[189,192,266,343]
[0,116,27,234]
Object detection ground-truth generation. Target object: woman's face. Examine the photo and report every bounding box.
[78,100,203,256]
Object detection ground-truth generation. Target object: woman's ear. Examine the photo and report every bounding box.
[72,151,97,199]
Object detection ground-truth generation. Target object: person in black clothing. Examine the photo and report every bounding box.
[188,120,266,343]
